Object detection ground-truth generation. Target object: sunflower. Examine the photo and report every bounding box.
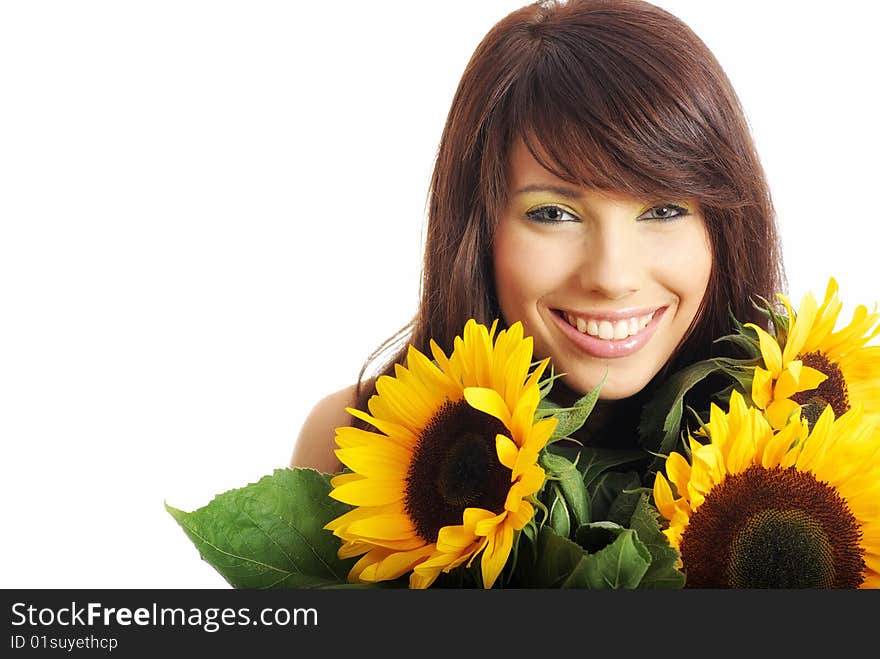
[747,277,880,429]
[324,319,557,589]
[652,389,880,588]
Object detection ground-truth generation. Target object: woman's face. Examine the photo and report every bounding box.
[493,139,712,399]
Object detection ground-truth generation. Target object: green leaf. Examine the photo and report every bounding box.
[638,358,735,471]
[540,451,590,528]
[513,525,652,589]
[753,294,790,347]
[574,520,624,553]
[546,485,571,538]
[544,374,605,441]
[714,331,762,360]
[546,444,647,491]
[628,494,685,589]
[563,527,651,589]
[513,526,591,588]
[589,470,642,526]
[166,467,362,589]
[537,364,566,404]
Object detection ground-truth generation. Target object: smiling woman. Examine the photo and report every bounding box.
[290,0,784,471]
[3,0,876,594]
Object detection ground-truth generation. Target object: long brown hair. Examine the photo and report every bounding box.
[354,0,785,414]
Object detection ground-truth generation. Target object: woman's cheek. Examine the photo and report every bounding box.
[493,224,572,317]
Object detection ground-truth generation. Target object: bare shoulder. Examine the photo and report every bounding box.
[289,384,360,474]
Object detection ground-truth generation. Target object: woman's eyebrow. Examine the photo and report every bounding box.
[513,183,583,199]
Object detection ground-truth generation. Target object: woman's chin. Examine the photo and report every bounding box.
[557,371,655,402]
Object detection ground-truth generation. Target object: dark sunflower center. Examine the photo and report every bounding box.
[728,510,834,588]
[404,399,512,543]
[791,351,849,423]
[679,465,865,588]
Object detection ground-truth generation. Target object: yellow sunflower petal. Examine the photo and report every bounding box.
[369,545,436,582]
[345,513,418,542]
[797,365,829,393]
[328,471,363,489]
[335,442,412,478]
[751,367,774,410]
[747,323,784,376]
[480,520,514,589]
[760,415,805,468]
[474,511,507,536]
[862,573,880,589]
[665,451,692,500]
[522,416,556,453]
[348,547,393,582]
[510,384,541,442]
[337,540,373,560]
[766,398,801,430]
[509,499,535,530]
[323,500,403,532]
[495,433,519,470]
[690,443,725,495]
[795,405,836,472]
[652,471,675,521]
[773,362,802,401]
[463,506,497,529]
[408,568,441,590]
[347,406,417,445]
[436,524,480,552]
[802,278,843,352]
[726,418,758,475]
[334,425,390,449]
[463,386,512,427]
[782,292,818,364]
[372,372,439,434]
[512,463,545,498]
[328,476,406,506]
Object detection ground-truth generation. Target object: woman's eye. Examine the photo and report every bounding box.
[525,205,579,223]
[638,203,689,221]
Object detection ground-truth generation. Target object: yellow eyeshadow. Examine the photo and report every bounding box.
[517,193,581,215]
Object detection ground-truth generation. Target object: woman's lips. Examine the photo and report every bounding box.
[550,306,667,359]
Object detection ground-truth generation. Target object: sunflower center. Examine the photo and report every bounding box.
[728,509,834,588]
[679,465,865,588]
[405,399,512,543]
[791,351,849,422]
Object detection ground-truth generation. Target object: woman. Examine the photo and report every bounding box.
[290,0,784,474]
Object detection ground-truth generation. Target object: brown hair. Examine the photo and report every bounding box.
[354,0,785,414]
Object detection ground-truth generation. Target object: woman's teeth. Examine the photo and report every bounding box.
[563,311,655,340]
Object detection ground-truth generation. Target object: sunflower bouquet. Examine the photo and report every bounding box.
[168,277,880,589]
[641,276,880,588]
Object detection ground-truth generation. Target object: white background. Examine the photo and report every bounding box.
[1,1,877,588]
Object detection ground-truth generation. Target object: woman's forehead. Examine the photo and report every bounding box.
[505,136,699,209]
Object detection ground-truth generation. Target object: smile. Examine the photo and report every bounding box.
[562,310,656,340]
[551,306,667,359]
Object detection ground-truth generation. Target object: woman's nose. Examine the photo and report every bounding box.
[577,227,640,300]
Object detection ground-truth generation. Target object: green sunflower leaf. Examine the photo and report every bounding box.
[513,524,651,589]
[540,451,590,528]
[546,444,647,491]
[513,526,589,588]
[542,373,605,441]
[713,332,762,359]
[166,467,361,589]
[628,494,686,589]
[638,357,739,471]
[565,525,651,589]
[547,484,571,538]
[589,470,643,526]
[537,364,566,403]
